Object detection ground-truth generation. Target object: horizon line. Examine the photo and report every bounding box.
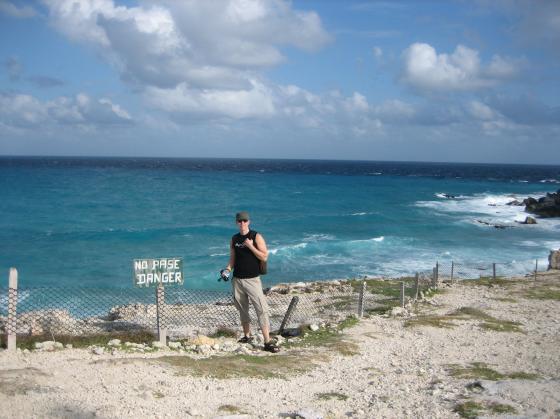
[1,154,560,168]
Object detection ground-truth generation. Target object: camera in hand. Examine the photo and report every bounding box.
[219,269,231,282]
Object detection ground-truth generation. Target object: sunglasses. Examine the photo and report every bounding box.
[237,219,249,223]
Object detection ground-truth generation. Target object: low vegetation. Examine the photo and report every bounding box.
[316,392,348,401]
[454,400,517,418]
[14,330,157,350]
[405,306,524,333]
[218,404,246,414]
[460,277,521,287]
[158,352,317,379]
[446,362,540,381]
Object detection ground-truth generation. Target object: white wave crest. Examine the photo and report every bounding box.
[269,242,308,255]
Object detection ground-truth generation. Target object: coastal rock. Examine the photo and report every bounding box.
[168,341,182,349]
[309,324,320,332]
[390,307,409,317]
[189,335,217,346]
[151,341,166,349]
[506,199,523,206]
[294,408,324,419]
[524,190,560,218]
[18,309,79,335]
[107,339,121,347]
[476,220,513,229]
[549,250,560,270]
[523,216,537,225]
[92,347,105,355]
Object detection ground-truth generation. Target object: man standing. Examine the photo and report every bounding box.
[222,211,279,353]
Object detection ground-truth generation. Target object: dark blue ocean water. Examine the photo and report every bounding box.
[1,157,559,290]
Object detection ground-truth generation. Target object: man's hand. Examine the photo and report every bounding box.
[243,238,254,248]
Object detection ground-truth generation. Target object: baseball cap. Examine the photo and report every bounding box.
[236,211,250,222]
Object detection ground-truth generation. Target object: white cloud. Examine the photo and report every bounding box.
[145,80,276,119]
[467,100,499,121]
[401,43,521,92]
[41,0,331,120]
[0,92,132,129]
[0,1,37,18]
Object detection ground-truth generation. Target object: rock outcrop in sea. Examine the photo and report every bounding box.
[523,189,560,218]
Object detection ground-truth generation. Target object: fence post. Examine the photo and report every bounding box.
[436,261,439,284]
[400,282,405,308]
[431,267,437,288]
[279,296,299,334]
[493,263,496,280]
[7,268,18,352]
[358,281,366,317]
[451,261,454,282]
[534,259,538,281]
[155,285,166,345]
[414,273,419,300]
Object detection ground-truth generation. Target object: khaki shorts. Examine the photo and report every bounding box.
[232,276,270,329]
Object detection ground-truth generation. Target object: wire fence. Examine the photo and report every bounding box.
[0,259,546,348]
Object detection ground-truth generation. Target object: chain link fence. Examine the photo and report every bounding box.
[437,259,545,281]
[0,259,545,348]
[1,276,438,347]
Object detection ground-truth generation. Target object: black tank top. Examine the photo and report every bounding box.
[232,230,261,279]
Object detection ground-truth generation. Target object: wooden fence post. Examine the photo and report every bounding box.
[7,268,18,352]
[358,281,366,317]
[279,296,299,334]
[400,282,405,308]
[156,285,166,345]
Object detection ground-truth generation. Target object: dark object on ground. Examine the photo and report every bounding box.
[263,341,280,353]
[524,189,560,218]
[280,328,302,338]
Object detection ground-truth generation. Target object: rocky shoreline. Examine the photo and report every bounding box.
[1,271,559,418]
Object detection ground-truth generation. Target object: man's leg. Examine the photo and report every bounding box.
[232,277,252,337]
[244,277,274,344]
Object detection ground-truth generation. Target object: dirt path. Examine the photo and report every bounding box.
[1,272,559,418]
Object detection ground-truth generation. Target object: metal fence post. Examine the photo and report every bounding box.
[431,267,437,288]
[493,263,496,280]
[279,296,299,334]
[436,261,439,284]
[534,259,538,281]
[358,281,366,317]
[451,261,454,282]
[7,268,18,351]
[414,273,419,300]
[400,282,405,308]
[156,285,166,345]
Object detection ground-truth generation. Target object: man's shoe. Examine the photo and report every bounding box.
[263,341,280,353]
[237,335,253,344]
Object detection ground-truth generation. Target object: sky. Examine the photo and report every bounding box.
[0,0,559,164]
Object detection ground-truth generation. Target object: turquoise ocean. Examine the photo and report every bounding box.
[1,157,559,291]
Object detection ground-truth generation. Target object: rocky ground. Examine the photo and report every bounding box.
[1,271,559,419]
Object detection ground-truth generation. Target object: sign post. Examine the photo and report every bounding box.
[133,258,183,345]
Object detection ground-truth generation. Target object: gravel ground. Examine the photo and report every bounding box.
[1,271,559,419]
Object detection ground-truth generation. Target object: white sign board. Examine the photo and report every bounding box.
[133,258,183,288]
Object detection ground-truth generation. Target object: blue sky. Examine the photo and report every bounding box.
[1,0,559,163]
